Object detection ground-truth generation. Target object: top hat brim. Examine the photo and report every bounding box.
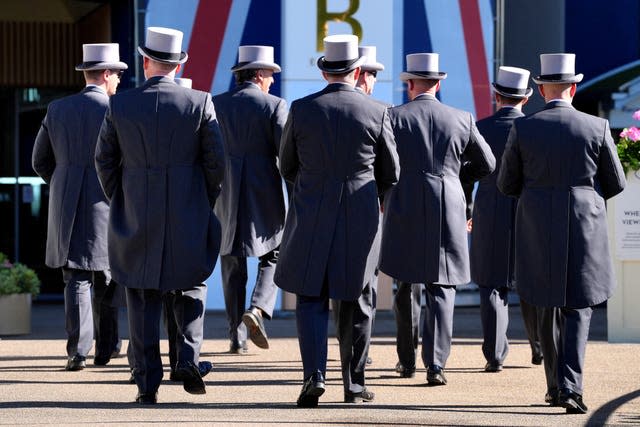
[400,71,447,81]
[75,61,128,71]
[492,83,533,99]
[317,55,367,74]
[231,61,281,73]
[532,73,583,85]
[361,61,384,72]
[137,46,188,64]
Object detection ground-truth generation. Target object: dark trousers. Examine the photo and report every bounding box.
[126,285,206,394]
[334,278,377,394]
[421,284,456,368]
[519,298,543,360]
[62,268,119,358]
[220,249,279,344]
[479,286,509,365]
[296,293,329,380]
[539,306,592,396]
[161,283,208,371]
[393,281,421,369]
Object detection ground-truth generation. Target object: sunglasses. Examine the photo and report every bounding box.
[110,69,125,78]
[367,70,377,78]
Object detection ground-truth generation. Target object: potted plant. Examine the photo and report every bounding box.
[617,110,640,174]
[0,252,40,335]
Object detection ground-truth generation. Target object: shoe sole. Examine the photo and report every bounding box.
[296,384,325,408]
[561,398,587,414]
[175,366,206,395]
[427,376,447,386]
[65,364,85,371]
[242,313,269,349]
[344,393,374,403]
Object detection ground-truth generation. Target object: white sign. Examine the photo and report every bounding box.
[615,170,640,260]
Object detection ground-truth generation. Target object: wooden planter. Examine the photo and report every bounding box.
[0,293,32,335]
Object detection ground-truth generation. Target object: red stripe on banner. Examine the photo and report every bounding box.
[459,0,492,119]
[181,0,233,91]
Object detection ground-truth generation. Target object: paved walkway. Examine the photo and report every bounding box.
[1,304,639,426]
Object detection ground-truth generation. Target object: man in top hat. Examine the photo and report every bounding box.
[379,53,495,386]
[32,43,127,371]
[95,26,225,404]
[469,66,545,373]
[212,45,287,355]
[275,34,399,407]
[498,53,625,413]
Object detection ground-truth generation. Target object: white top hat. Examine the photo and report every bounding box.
[358,46,384,72]
[533,53,583,84]
[75,43,128,71]
[400,53,447,81]
[138,26,188,64]
[174,78,192,88]
[231,45,281,73]
[317,34,366,74]
[492,66,532,98]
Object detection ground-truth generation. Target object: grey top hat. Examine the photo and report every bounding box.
[492,66,533,98]
[317,34,367,74]
[400,53,447,81]
[358,46,384,72]
[75,43,128,71]
[175,77,192,88]
[231,46,281,73]
[532,53,583,84]
[138,26,188,64]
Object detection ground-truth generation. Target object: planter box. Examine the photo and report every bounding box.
[0,293,32,335]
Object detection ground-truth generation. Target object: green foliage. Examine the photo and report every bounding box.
[617,136,640,174]
[0,253,40,297]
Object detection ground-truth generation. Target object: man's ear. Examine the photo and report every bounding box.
[570,83,577,97]
[538,84,546,99]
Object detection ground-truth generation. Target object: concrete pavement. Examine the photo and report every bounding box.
[0,304,639,426]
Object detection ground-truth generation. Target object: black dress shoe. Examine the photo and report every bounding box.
[135,392,157,405]
[531,353,543,365]
[229,340,249,354]
[170,361,213,381]
[242,307,269,349]
[94,349,121,366]
[344,388,375,403]
[426,365,447,385]
[296,371,325,408]
[128,370,136,384]
[545,389,559,406]
[395,362,416,378]
[65,355,86,371]
[175,361,206,395]
[559,389,588,414]
[484,362,503,372]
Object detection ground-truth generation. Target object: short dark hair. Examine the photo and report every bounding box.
[234,69,258,85]
[496,92,523,105]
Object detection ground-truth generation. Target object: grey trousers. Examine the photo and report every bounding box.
[220,249,279,344]
[127,284,206,394]
[520,297,543,360]
[334,278,377,394]
[62,268,119,358]
[393,281,422,369]
[539,306,592,396]
[421,284,456,368]
[479,286,509,365]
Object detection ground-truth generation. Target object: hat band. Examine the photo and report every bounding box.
[538,73,575,80]
[80,61,110,68]
[322,57,360,69]
[406,71,443,78]
[494,83,528,95]
[144,47,182,61]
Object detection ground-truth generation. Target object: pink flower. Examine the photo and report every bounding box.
[628,126,640,141]
[621,128,630,138]
[633,110,640,121]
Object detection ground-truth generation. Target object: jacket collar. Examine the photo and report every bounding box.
[143,75,176,88]
[82,85,107,96]
[322,82,357,94]
[495,106,524,119]
[544,99,574,110]
[413,93,438,102]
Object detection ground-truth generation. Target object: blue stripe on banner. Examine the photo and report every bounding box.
[424,0,475,115]
[478,0,495,85]
[403,0,432,104]
[211,0,251,95]
[238,0,282,97]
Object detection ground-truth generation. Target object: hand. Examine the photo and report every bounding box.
[466,218,473,233]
